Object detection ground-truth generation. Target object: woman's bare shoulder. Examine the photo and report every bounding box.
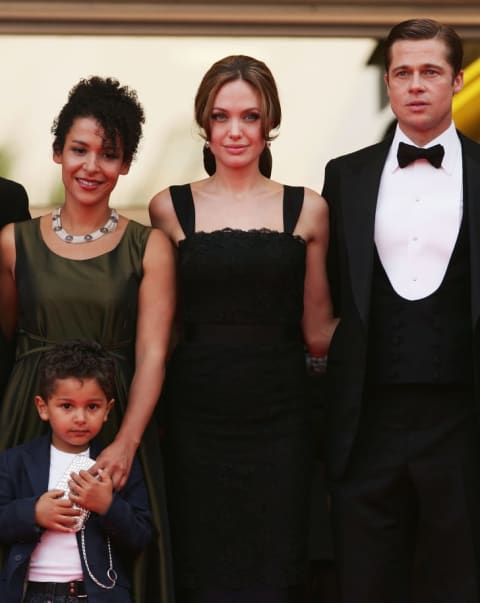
[149,186,174,217]
[302,187,328,217]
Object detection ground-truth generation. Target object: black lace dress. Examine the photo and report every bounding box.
[164,184,312,594]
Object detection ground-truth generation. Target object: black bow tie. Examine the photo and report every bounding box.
[397,142,444,169]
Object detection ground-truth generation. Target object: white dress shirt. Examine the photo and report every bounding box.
[375,122,463,301]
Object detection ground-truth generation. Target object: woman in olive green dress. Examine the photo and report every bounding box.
[0,76,176,602]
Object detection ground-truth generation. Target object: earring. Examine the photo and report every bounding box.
[203,141,216,176]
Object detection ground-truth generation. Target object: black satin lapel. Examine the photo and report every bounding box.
[342,145,389,325]
[465,151,480,328]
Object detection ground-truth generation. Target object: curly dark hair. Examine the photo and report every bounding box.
[51,76,145,164]
[38,340,115,401]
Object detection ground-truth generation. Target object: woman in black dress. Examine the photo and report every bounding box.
[149,55,334,603]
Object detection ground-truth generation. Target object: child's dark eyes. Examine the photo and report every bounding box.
[59,402,100,410]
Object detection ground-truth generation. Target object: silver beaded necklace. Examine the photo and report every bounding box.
[52,206,119,243]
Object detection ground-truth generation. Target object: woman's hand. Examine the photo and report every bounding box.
[91,438,137,491]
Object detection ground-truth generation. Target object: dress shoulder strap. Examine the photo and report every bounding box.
[169,184,195,237]
[282,185,305,234]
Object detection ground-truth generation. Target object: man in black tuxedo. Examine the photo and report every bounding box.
[0,177,30,397]
[322,19,480,602]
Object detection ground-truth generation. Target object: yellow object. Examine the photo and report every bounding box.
[453,58,480,141]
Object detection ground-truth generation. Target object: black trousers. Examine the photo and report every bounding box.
[331,384,480,603]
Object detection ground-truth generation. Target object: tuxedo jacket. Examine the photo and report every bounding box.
[0,177,30,229]
[322,131,480,479]
[0,434,152,603]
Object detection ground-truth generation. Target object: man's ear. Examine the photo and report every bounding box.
[453,69,464,95]
[34,396,50,422]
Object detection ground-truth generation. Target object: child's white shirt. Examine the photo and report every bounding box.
[27,445,89,582]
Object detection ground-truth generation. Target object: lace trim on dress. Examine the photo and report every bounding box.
[178,227,306,247]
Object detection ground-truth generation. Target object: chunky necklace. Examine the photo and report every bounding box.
[52,207,119,244]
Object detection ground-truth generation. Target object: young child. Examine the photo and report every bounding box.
[0,340,152,603]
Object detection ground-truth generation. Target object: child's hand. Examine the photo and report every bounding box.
[68,468,113,515]
[35,490,81,532]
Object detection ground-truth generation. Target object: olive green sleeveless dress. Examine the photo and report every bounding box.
[0,217,174,603]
